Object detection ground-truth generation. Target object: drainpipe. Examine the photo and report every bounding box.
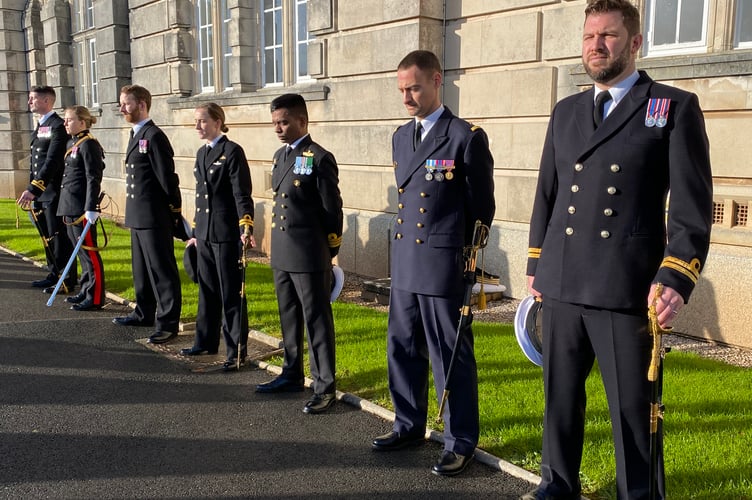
[441,0,446,101]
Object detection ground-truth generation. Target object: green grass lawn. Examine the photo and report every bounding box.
[1,199,750,499]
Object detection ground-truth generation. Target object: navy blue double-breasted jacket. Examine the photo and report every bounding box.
[391,107,495,296]
[527,71,713,309]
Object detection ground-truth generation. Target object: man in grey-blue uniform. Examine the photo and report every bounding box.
[371,50,495,477]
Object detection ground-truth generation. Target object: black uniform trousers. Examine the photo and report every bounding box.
[66,220,105,306]
[387,287,479,457]
[540,297,663,500]
[195,238,248,361]
[129,228,181,333]
[273,268,335,395]
[34,199,76,286]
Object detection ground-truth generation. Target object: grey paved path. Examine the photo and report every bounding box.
[0,249,535,499]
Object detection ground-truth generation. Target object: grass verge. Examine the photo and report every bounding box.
[1,199,750,499]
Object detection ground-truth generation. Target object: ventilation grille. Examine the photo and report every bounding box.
[713,201,725,225]
[737,204,749,227]
[713,200,750,228]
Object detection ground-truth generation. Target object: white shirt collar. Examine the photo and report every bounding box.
[415,105,445,140]
[132,117,151,135]
[37,111,55,126]
[207,135,223,148]
[287,133,309,151]
[594,71,640,117]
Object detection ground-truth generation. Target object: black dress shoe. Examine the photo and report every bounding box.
[32,275,56,288]
[518,489,581,500]
[222,357,246,372]
[180,346,218,356]
[302,393,336,414]
[112,316,154,327]
[431,450,473,477]
[147,331,177,344]
[43,285,70,294]
[255,376,305,393]
[71,299,103,311]
[65,293,86,304]
[371,431,425,451]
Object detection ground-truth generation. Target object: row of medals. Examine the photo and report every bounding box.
[424,160,455,182]
[645,98,669,128]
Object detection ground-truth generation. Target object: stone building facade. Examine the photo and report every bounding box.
[1,0,751,348]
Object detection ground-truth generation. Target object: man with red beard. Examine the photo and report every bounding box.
[522,1,712,499]
[112,85,186,344]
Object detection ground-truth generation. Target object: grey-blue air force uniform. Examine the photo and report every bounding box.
[527,71,712,500]
[123,120,183,333]
[270,135,343,395]
[191,136,254,362]
[388,107,495,457]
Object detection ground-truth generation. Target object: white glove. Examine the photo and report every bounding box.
[85,211,100,224]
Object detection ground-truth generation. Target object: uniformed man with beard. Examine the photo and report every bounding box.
[521,1,712,499]
[112,85,187,344]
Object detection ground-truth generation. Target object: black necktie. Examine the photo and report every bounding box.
[413,121,423,151]
[594,91,612,127]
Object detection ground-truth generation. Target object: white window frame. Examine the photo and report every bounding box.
[196,0,233,93]
[88,38,99,106]
[261,0,314,87]
[197,0,215,91]
[221,0,231,89]
[735,0,752,48]
[262,0,284,86]
[643,0,710,57]
[71,0,98,107]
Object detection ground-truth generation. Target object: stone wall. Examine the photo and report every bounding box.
[2,0,752,348]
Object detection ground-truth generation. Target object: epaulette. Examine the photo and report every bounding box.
[470,124,481,132]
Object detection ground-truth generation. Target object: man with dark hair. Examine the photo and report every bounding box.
[371,50,495,477]
[255,93,343,415]
[17,85,76,293]
[112,85,187,345]
[522,1,712,498]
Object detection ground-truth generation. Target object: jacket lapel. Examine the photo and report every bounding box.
[395,108,451,186]
[578,73,653,159]
[271,135,313,190]
[205,136,226,166]
[127,120,153,158]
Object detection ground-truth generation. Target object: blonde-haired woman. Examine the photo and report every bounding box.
[181,103,255,371]
[57,105,105,310]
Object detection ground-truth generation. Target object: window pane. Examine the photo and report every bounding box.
[264,49,275,85]
[72,0,81,32]
[221,0,231,89]
[89,39,98,105]
[85,0,94,29]
[275,47,283,82]
[297,2,307,37]
[264,11,274,45]
[678,0,704,43]
[738,0,752,43]
[654,0,678,45]
[298,43,307,78]
[274,9,282,44]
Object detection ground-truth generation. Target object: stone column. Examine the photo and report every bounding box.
[0,0,34,198]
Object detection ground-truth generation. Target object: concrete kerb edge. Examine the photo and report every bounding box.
[248,327,540,486]
[0,245,539,487]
